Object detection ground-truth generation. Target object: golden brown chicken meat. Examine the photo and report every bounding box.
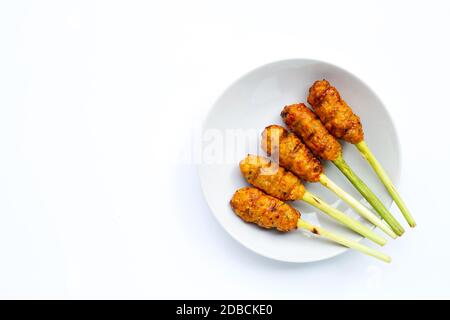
[230,187,300,232]
[261,125,323,182]
[308,80,364,144]
[281,103,342,161]
[239,154,305,201]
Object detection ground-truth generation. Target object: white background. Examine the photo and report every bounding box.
[0,0,449,299]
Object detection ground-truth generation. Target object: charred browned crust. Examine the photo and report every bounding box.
[261,125,323,182]
[230,187,300,232]
[308,80,364,144]
[239,154,305,201]
[281,103,342,161]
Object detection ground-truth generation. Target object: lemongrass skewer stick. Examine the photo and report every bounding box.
[318,174,397,239]
[302,191,386,245]
[332,155,405,236]
[297,219,391,263]
[356,141,416,227]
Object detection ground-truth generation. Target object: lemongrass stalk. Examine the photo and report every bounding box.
[302,191,386,246]
[318,174,397,239]
[356,141,416,228]
[297,219,391,263]
[332,155,405,236]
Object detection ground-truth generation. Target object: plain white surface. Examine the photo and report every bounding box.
[199,59,399,263]
[0,0,449,299]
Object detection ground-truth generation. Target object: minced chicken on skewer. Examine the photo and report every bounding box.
[281,103,398,238]
[230,187,391,263]
[308,80,415,228]
[240,155,386,245]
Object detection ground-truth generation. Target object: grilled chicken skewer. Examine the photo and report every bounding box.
[240,155,387,245]
[230,187,391,262]
[308,80,415,228]
[281,103,398,238]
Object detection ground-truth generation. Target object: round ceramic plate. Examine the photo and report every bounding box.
[198,59,400,263]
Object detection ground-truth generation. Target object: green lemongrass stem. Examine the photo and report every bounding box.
[302,191,387,246]
[356,141,416,228]
[297,219,391,263]
[318,174,397,239]
[332,155,405,236]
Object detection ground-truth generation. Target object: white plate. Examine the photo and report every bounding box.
[198,59,400,263]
